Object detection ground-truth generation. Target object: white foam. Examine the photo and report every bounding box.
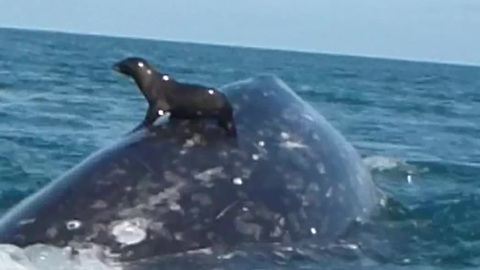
[362,155,429,178]
[362,155,403,171]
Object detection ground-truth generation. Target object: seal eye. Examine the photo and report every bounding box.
[138,62,145,68]
[162,75,170,81]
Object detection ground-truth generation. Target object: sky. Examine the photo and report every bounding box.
[1,0,480,66]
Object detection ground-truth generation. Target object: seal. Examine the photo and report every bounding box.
[0,75,383,264]
[113,57,237,137]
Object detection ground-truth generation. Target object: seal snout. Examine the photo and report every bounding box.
[112,64,121,72]
[112,62,129,77]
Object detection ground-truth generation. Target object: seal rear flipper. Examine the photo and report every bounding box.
[217,107,237,138]
[218,119,237,137]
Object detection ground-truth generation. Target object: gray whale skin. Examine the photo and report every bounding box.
[0,75,382,262]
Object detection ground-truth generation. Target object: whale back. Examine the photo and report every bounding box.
[0,75,381,261]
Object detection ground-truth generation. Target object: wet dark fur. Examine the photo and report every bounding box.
[113,57,237,137]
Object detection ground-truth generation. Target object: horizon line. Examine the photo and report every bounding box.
[2,25,480,69]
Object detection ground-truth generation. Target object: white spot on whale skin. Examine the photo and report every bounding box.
[91,200,107,209]
[325,187,333,198]
[310,227,317,235]
[66,220,82,231]
[303,114,315,122]
[183,139,195,148]
[111,219,147,246]
[316,163,326,174]
[194,167,225,182]
[208,89,214,95]
[281,141,308,149]
[258,141,265,147]
[162,75,170,81]
[46,227,58,238]
[233,177,243,185]
[380,198,387,207]
[216,201,241,220]
[169,202,182,212]
[19,218,36,226]
[345,243,359,250]
[280,132,290,140]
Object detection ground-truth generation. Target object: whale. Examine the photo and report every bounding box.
[0,75,382,263]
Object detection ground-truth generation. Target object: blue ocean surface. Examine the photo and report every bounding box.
[0,27,480,269]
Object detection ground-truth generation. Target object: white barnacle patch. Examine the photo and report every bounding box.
[232,177,243,185]
[162,75,170,81]
[111,218,147,246]
[310,227,317,235]
[138,62,145,68]
[66,220,82,231]
[208,89,214,95]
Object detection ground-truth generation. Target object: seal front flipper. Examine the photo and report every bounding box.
[128,106,162,134]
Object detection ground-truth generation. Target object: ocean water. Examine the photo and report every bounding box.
[0,27,480,269]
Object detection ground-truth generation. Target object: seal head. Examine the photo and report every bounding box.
[113,57,157,93]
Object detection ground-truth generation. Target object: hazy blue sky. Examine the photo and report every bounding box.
[1,0,480,66]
